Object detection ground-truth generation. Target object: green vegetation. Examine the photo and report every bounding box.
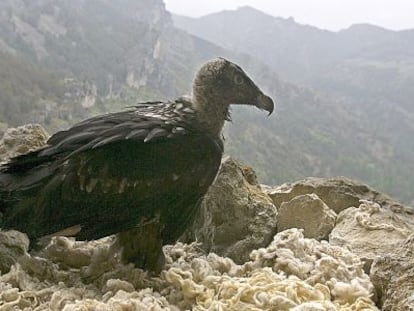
[0,1,413,204]
[174,7,414,204]
[0,52,64,127]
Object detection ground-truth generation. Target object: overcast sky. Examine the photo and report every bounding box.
[164,0,414,31]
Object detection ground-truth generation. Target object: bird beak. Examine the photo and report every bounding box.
[255,93,274,115]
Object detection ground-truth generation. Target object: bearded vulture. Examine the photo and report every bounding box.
[0,58,274,271]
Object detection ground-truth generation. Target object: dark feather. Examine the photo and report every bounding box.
[0,101,223,246]
[0,58,273,271]
[125,129,149,140]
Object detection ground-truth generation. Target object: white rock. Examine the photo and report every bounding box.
[0,124,49,164]
[184,156,278,264]
[329,200,414,271]
[370,234,414,310]
[277,193,337,240]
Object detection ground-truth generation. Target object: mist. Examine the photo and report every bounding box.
[164,0,414,31]
[0,1,413,309]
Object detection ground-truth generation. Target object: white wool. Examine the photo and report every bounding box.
[62,289,177,311]
[0,229,379,310]
[161,230,378,310]
[291,301,336,311]
[355,200,412,236]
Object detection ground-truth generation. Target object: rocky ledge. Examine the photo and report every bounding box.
[0,124,413,310]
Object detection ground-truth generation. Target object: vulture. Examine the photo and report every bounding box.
[0,58,274,271]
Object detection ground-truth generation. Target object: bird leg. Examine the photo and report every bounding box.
[114,220,165,273]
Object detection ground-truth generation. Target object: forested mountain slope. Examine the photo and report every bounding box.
[0,1,412,203]
[174,7,414,204]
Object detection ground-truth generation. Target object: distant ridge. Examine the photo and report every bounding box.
[0,1,413,204]
[173,6,414,204]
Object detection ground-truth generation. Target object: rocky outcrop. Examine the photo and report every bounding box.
[63,79,98,108]
[329,200,414,271]
[0,230,29,273]
[1,125,413,309]
[266,178,414,310]
[266,176,401,214]
[370,234,414,310]
[0,124,49,164]
[277,193,337,240]
[0,0,187,131]
[184,156,278,264]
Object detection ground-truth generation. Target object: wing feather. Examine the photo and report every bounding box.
[144,128,168,142]
[1,104,223,243]
[125,129,149,140]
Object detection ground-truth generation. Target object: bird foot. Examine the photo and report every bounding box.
[114,222,165,273]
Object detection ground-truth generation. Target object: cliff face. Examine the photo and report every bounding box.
[174,7,414,204]
[1,1,413,205]
[0,0,225,133]
[0,0,168,95]
[1,124,413,310]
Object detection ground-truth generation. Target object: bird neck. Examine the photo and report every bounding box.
[191,85,229,138]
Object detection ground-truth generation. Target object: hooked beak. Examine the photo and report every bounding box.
[255,93,274,115]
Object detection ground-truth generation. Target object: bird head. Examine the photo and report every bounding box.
[193,58,274,116]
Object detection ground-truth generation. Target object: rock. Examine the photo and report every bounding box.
[266,177,401,214]
[277,194,337,240]
[183,156,277,264]
[329,200,414,272]
[0,230,29,273]
[370,234,414,310]
[43,237,94,269]
[0,124,49,164]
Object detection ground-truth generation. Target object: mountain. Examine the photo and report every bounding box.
[173,6,414,116]
[173,6,414,204]
[173,6,414,85]
[0,0,228,131]
[0,1,413,204]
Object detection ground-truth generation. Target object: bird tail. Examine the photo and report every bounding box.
[0,149,58,227]
[1,148,49,174]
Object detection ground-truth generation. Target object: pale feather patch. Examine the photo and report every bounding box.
[118,178,129,194]
[172,174,180,181]
[172,127,185,134]
[125,129,148,140]
[183,107,194,113]
[92,134,124,149]
[144,128,167,143]
[86,178,98,193]
[102,180,113,194]
[79,175,86,191]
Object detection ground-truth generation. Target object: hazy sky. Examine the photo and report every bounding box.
[164,0,414,31]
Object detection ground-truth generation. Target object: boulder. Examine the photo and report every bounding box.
[183,156,278,264]
[370,234,414,310]
[0,124,49,164]
[265,177,401,214]
[329,200,414,272]
[0,230,29,273]
[277,193,337,240]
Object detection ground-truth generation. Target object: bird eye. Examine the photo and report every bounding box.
[234,75,244,85]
